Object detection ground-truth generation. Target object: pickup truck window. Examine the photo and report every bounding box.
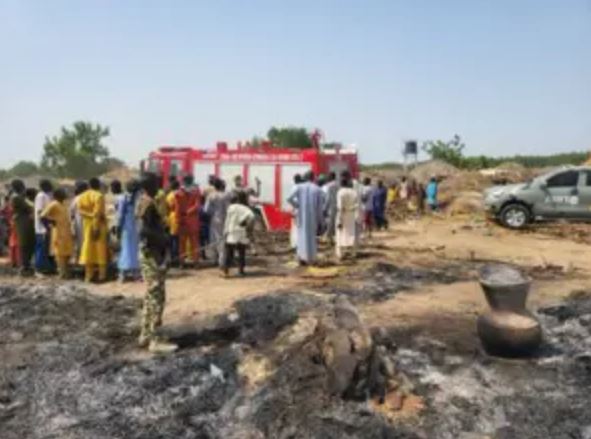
[585,171,591,187]
[546,170,578,188]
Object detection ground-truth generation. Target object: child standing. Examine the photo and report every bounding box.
[222,191,255,277]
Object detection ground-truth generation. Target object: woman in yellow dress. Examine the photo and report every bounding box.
[40,188,73,279]
[166,179,180,265]
[387,183,398,206]
[77,178,109,282]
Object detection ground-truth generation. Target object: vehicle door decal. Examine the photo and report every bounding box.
[544,195,579,205]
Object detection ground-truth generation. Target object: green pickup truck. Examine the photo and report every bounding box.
[484,166,591,229]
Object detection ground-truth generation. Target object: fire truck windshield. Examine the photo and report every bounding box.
[170,160,182,176]
[146,159,161,174]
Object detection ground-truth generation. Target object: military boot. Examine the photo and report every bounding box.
[148,338,178,354]
[137,333,150,348]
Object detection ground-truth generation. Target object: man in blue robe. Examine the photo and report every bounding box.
[117,180,141,281]
[372,180,388,230]
[426,177,439,211]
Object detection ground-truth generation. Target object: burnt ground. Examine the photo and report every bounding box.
[1,277,591,439]
[0,284,414,439]
[323,258,573,305]
[384,291,591,438]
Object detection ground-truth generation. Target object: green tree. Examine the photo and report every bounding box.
[250,136,265,148]
[41,121,112,178]
[422,134,466,167]
[8,160,40,177]
[267,126,312,149]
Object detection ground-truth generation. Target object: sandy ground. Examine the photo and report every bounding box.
[2,216,590,345]
[385,215,591,270]
[95,216,591,351]
[358,217,591,349]
[95,267,305,326]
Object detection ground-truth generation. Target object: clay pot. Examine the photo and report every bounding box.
[477,311,542,357]
[477,264,542,357]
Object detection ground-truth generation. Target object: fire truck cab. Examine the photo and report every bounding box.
[144,142,359,231]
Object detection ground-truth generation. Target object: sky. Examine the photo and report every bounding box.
[0,0,590,168]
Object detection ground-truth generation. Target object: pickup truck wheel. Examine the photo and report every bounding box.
[500,204,530,229]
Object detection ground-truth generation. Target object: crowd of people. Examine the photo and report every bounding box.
[0,173,265,280]
[0,170,438,352]
[287,171,397,264]
[0,172,264,352]
[385,175,440,215]
[0,171,440,278]
[287,171,439,264]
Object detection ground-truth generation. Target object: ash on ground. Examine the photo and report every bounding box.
[390,292,591,439]
[329,262,471,304]
[0,284,412,439]
[1,284,591,439]
[332,260,572,304]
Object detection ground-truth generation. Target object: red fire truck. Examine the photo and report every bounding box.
[143,141,359,231]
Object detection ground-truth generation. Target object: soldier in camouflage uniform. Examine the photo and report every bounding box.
[137,173,177,353]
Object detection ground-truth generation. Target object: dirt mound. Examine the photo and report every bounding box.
[439,171,489,195]
[436,171,489,213]
[438,172,487,204]
[447,191,484,215]
[476,162,532,185]
[101,166,139,183]
[409,160,459,183]
[362,167,405,185]
[495,161,526,172]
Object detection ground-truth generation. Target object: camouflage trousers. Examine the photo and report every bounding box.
[139,250,166,341]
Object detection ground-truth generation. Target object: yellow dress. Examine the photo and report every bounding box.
[166,190,178,235]
[387,187,398,205]
[77,189,109,266]
[41,200,73,258]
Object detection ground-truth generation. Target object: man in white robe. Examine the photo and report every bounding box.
[287,171,324,265]
[289,174,304,250]
[204,178,231,266]
[335,175,360,260]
